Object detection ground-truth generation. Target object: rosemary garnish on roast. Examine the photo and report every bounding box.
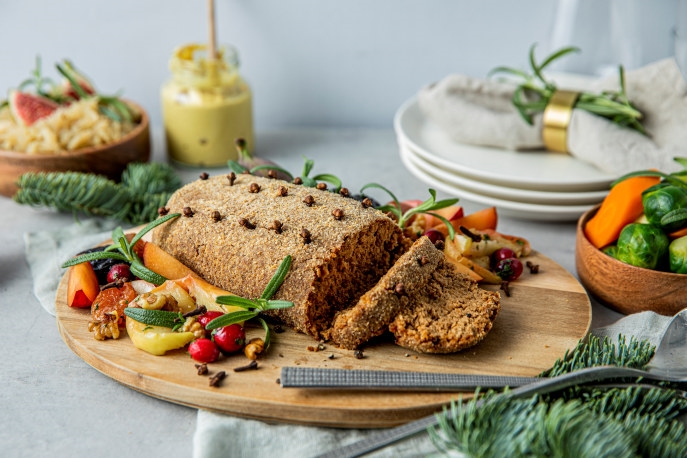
[360,184,459,239]
[206,255,294,349]
[228,155,342,192]
[489,44,646,135]
[61,213,180,285]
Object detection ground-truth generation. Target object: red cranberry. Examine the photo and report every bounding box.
[213,324,246,354]
[494,258,524,281]
[423,229,445,245]
[107,263,131,283]
[197,311,225,333]
[491,248,517,268]
[188,338,220,363]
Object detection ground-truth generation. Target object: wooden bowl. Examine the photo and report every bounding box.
[575,205,687,316]
[0,102,150,197]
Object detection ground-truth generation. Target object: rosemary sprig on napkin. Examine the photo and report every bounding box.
[490,45,646,135]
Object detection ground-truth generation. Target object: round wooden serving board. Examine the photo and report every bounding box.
[56,250,591,428]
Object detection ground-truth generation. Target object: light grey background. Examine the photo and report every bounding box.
[0,0,679,133]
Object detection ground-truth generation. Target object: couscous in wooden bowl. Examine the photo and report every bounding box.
[0,102,150,198]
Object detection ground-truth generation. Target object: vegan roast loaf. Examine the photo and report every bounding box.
[329,236,501,353]
[152,174,408,339]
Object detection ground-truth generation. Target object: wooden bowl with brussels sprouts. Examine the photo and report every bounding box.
[576,205,687,316]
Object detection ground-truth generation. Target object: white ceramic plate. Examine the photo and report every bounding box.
[398,140,596,221]
[394,97,617,192]
[401,137,609,206]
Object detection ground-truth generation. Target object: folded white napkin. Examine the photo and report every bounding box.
[418,58,687,176]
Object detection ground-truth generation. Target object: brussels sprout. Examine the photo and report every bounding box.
[616,223,669,269]
[642,185,687,232]
[602,245,618,259]
[669,235,687,274]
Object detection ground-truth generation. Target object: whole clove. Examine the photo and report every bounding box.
[209,371,227,387]
[234,360,259,372]
[526,261,540,274]
[459,226,482,242]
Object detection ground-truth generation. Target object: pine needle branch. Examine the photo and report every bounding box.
[430,335,687,457]
[13,162,182,225]
[541,334,655,378]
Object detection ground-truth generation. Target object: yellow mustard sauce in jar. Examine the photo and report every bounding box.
[161,44,254,166]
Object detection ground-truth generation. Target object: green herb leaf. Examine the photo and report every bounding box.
[258,317,272,349]
[61,250,129,268]
[360,182,400,207]
[260,255,292,300]
[205,310,258,330]
[312,173,342,191]
[266,300,295,309]
[215,295,261,310]
[123,307,184,329]
[130,212,180,248]
[424,212,456,240]
[302,157,315,177]
[227,160,249,174]
[130,261,167,286]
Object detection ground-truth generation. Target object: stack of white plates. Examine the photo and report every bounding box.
[394,97,617,221]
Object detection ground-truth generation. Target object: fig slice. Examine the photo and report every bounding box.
[8,90,59,126]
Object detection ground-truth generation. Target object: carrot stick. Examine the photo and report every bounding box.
[668,226,687,239]
[584,175,660,249]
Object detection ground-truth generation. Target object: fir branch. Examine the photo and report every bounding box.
[120,162,182,196]
[13,162,182,225]
[540,334,655,378]
[430,395,637,458]
[14,171,132,220]
[430,335,687,457]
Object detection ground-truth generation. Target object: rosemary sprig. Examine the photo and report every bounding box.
[54,61,137,123]
[228,156,343,192]
[360,183,459,239]
[490,44,646,135]
[61,213,180,285]
[17,56,57,100]
[206,255,294,348]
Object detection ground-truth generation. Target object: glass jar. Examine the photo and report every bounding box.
[161,44,254,166]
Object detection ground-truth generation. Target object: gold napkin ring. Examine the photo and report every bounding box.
[542,90,580,154]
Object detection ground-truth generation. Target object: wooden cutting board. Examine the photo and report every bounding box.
[56,250,591,428]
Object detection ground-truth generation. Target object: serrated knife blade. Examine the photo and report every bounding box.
[280,367,539,391]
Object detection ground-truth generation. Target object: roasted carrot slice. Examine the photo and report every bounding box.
[67,262,100,308]
[430,207,498,237]
[584,176,660,249]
